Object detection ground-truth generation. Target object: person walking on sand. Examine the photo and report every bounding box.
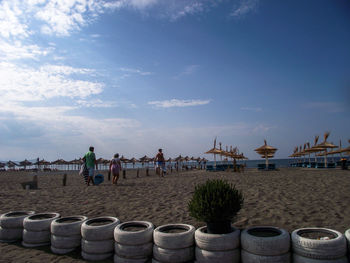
[83,146,97,186]
[155,148,166,177]
[110,153,122,185]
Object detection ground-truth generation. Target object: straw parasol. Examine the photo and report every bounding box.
[205,137,221,167]
[254,140,278,168]
[316,132,338,166]
[19,159,32,170]
[0,162,5,169]
[7,160,17,169]
[340,140,350,156]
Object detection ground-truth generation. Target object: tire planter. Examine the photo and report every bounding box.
[22,212,60,247]
[291,228,347,260]
[50,215,87,254]
[241,226,291,263]
[195,226,240,263]
[114,221,154,262]
[293,253,348,263]
[81,216,120,261]
[153,224,195,263]
[345,229,350,255]
[0,211,35,243]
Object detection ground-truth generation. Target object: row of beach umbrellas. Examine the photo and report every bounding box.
[289,132,350,165]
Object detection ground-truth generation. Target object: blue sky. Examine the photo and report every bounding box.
[0,0,349,161]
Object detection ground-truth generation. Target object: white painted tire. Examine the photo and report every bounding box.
[115,242,153,259]
[22,229,50,244]
[241,226,290,256]
[81,238,114,254]
[292,228,347,259]
[81,251,113,261]
[22,241,50,247]
[51,234,81,249]
[114,254,149,263]
[345,229,350,252]
[195,247,240,263]
[114,221,154,245]
[154,224,195,249]
[293,253,348,263]
[195,226,240,251]
[0,226,23,242]
[81,216,120,241]
[51,215,87,236]
[153,244,194,263]
[23,213,60,232]
[51,245,75,254]
[0,211,35,229]
[241,249,291,263]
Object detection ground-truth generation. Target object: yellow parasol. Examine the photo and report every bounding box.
[316,132,338,166]
[205,137,221,167]
[254,139,278,167]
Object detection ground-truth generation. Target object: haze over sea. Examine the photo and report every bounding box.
[0,0,349,160]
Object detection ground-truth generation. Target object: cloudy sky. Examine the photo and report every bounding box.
[0,0,349,161]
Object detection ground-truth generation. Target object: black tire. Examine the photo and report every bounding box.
[241,226,290,256]
[115,242,153,259]
[51,215,87,236]
[195,226,240,251]
[0,211,35,229]
[291,228,347,260]
[81,238,114,254]
[241,249,291,263]
[0,226,23,242]
[23,213,60,232]
[114,221,154,245]
[195,247,240,263]
[81,216,120,241]
[153,224,195,249]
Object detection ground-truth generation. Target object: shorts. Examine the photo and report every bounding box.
[88,167,95,177]
[157,161,166,171]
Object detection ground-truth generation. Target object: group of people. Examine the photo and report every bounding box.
[82,147,166,186]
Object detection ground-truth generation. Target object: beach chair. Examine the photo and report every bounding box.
[258,164,266,170]
[327,163,335,168]
[206,165,214,172]
[268,163,276,170]
[316,163,325,168]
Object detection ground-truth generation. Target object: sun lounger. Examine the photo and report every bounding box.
[316,163,325,168]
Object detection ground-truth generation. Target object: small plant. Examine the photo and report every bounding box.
[188,179,244,234]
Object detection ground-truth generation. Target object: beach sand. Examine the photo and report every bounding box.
[0,167,350,262]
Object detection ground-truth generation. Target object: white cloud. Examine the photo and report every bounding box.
[148,99,210,108]
[0,39,51,61]
[241,106,262,112]
[304,102,345,113]
[76,99,117,108]
[230,0,259,18]
[119,67,152,76]
[0,62,103,102]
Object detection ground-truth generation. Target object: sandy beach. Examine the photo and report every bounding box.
[1,167,350,262]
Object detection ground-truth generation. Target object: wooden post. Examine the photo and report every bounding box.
[108,171,111,181]
[62,173,67,186]
[123,170,126,179]
[146,167,149,176]
[137,168,139,178]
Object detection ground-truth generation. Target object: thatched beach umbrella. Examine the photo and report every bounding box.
[340,140,350,156]
[316,132,338,166]
[205,137,222,167]
[129,157,137,168]
[19,159,32,170]
[7,160,17,169]
[254,140,277,168]
[0,162,5,169]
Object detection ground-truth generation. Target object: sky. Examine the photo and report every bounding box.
[0,0,349,161]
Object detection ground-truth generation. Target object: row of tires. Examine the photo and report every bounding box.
[1,210,350,262]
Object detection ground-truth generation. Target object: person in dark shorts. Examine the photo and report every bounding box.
[155,148,166,177]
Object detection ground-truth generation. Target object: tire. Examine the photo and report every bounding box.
[23,213,60,232]
[195,247,240,263]
[195,226,240,251]
[22,229,51,244]
[0,211,35,229]
[114,221,154,245]
[81,251,113,261]
[51,215,87,236]
[291,228,347,260]
[293,253,348,263]
[153,224,195,249]
[81,216,120,241]
[241,226,290,256]
[22,241,50,247]
[51,245,75,254]
[51,234,81,249]
[115,242,153,259]
[81,238,114,254]
[241,249,291,263]
[345,229,350,252]
[0,226,23,242]
[153,244,194,263]
[114,254,149,263]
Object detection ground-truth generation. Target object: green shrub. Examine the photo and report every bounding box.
[188,179,244,223]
